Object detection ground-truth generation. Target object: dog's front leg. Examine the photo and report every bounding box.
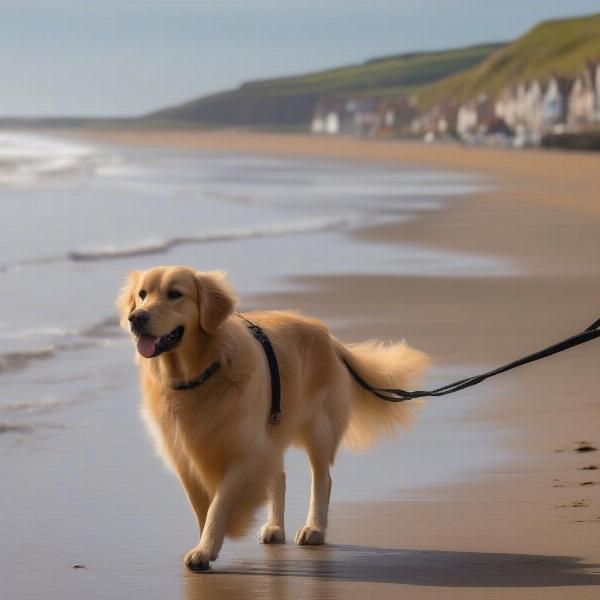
[178,468,210,534]
[183,462,249,572]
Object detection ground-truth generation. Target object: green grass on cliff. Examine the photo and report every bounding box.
[416,12,600,108]
[238,43,503,96]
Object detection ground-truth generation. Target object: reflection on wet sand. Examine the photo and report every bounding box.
[184,544,599,599]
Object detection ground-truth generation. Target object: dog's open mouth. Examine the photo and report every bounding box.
[136,326,184,359]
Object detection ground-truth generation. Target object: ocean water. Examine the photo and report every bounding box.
[0,131,512,488]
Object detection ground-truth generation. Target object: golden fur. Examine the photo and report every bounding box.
[117,266,429,571]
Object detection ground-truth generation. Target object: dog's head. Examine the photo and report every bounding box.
[116,266,238,359]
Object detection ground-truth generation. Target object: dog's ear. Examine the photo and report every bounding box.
[195,271,238,335]
[116,271,141,328]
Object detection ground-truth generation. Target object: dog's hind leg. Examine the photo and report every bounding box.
[259,465,286,544]
[296,426,334,546]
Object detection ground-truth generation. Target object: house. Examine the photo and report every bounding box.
[350,97,381,138]
[410,101,459,138]
[380,104,397,136]
[514,83,529,132]
[311,98,345,135]
[524,80,546,133]
[311,96,384,137]
[568,60,599,127]
[496,81,546,135]
[542,76,574,129]
[495,86,518,130]
[496,83,529,134]
[410,111,434,136]
[456,102,476,138]
[435,102,460,136]
[456,94,495,139]
[376,98,418,138]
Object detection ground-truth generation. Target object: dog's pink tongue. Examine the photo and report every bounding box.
[137,335,159,358]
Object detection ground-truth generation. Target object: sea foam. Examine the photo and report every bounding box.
[0,131,115,186]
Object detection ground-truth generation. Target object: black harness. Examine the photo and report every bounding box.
[236,314,281,424]
[172,314,600,423]
[171,314,281,424]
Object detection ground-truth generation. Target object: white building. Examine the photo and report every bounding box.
[568,61,600,127]
[542,76,574,128]
[456,94,494,139]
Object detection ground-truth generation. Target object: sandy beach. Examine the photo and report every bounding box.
[5,130,600,598]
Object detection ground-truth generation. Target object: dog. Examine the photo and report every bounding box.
[117,265,429,571]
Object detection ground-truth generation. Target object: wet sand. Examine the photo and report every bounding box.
[25,130,600,597]
[68,129,600,216]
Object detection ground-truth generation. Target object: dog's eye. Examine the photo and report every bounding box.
[167,290,183,300]
[138,290,147,300]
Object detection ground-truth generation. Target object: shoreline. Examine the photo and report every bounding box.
[64,129,600,216]
[5,128,599,598]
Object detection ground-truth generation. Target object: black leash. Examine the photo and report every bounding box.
[172,314,282,424]
[341,316,600,402]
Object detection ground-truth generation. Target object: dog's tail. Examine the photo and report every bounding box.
[334,338,430,452]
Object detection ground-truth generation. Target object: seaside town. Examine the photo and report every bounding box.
[310,59,600,147]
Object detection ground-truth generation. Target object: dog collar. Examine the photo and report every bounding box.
[171,360,221,391]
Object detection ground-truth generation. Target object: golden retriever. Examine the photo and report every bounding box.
[117,266,429,571]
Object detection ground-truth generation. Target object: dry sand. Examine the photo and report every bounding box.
[67,130,600,597]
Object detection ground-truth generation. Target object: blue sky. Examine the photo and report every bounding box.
[1,1,599,117]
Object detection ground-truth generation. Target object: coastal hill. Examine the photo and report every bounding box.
[145,12,600,130]
[417,12,600,109]
[144,44,503,129]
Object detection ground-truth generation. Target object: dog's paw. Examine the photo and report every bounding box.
[295,526,325,546]
[259,523,286,544]
[184,546,212,572]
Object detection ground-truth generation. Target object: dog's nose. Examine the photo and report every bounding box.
[129,310,150,331]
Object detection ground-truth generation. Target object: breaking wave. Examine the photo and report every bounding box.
[67,215,357,261]
[0,216,358,272]
[0,131,117,187]
[0,422,34,434]
[0,348,57,374]
[4,397,77,415]
[0,316,121,375]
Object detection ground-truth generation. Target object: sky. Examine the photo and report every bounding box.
[1,1,599,117]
